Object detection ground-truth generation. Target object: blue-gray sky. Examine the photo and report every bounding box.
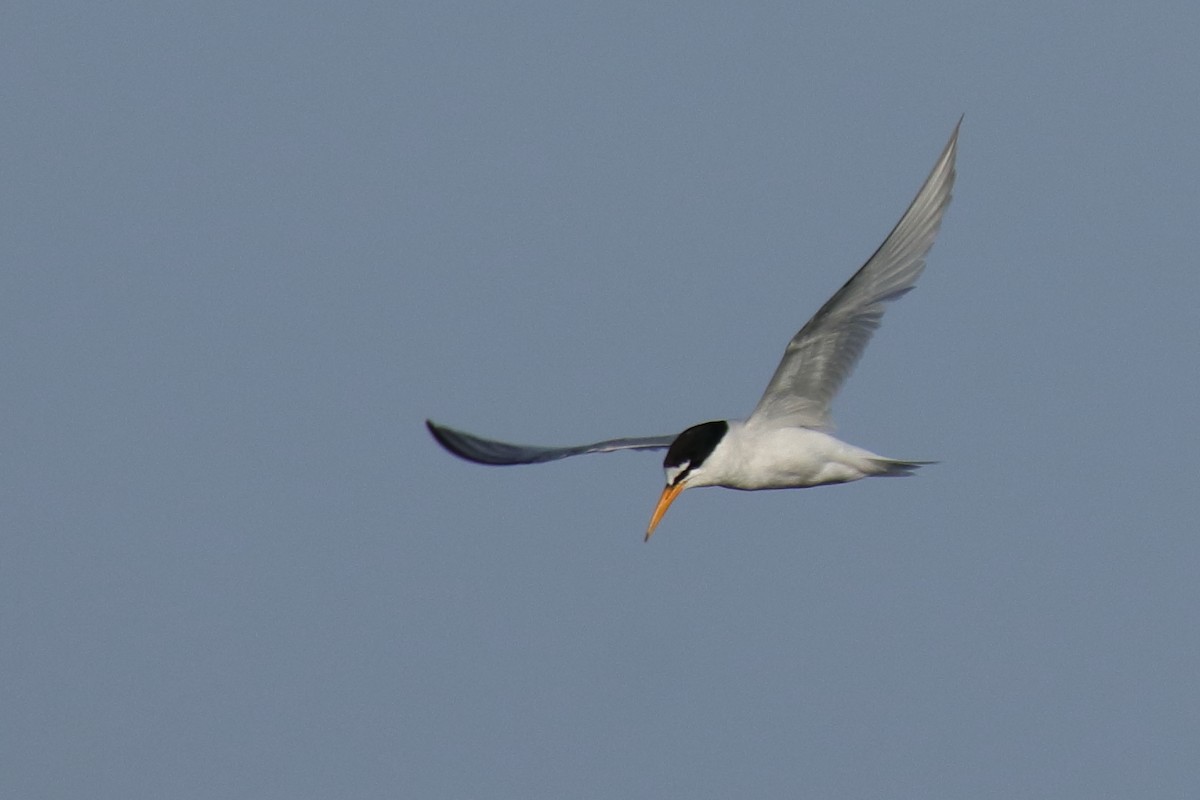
[5,2,1200,798]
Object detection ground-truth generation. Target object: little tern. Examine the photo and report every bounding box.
[428,119,960,540]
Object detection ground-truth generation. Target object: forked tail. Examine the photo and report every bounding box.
[870,458,937,477]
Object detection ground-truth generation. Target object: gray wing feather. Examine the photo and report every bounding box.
[748,118,961,430]
[426,420,675,466]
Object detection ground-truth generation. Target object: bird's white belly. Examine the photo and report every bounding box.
[712,424,881,490]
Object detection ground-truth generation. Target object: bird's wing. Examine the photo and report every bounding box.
[747,118,960,430]
[426,420,675,466]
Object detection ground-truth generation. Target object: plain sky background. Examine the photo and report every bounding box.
[4,2,1200,798]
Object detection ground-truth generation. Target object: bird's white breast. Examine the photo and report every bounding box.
[698,421,886,490]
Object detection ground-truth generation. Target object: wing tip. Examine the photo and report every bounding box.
[425,418,449,446]
[426,417,458,453]
[425,419,490,465]
[426,418,559,466]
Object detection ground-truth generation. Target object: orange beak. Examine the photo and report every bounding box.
[645,482,686,542]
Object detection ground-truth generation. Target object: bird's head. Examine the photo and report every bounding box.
[645,420,729,541]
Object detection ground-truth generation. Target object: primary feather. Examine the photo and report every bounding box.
[425,420,674,466]
[748,118,959,430]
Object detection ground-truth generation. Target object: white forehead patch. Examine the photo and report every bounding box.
[665,461,690,485]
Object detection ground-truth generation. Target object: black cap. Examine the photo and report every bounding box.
[663,420,728,482]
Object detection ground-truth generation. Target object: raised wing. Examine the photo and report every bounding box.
[426,420,675,466]
[748,118,960,430]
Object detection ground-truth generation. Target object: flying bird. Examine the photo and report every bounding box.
[428,119,960,541]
